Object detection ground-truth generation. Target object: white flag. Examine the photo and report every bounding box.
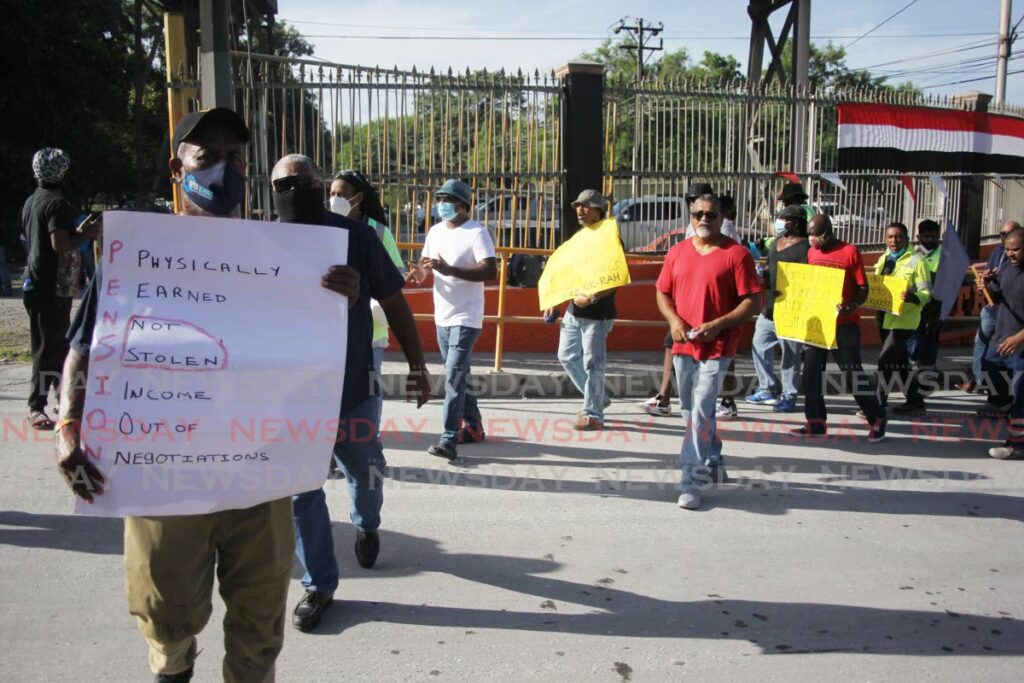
[933,223,972,321]
[929,174,947,196]
[819,172,846,191]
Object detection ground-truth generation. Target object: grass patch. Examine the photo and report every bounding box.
[0,344,31,363]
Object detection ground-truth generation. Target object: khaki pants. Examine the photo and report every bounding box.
[124,497,295,682]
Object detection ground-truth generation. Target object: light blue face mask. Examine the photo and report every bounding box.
[437,202,458,221]
[888,245,908,260]
[774,218,788,236]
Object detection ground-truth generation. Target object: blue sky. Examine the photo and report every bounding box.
[277,0,1023,103]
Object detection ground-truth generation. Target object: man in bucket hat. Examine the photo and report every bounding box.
[409,179,497,462]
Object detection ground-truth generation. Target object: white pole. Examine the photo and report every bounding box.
[996,0,1013,107]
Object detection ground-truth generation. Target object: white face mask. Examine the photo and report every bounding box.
[329,195,352,217]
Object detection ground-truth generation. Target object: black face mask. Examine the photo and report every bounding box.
[274,187,324,224]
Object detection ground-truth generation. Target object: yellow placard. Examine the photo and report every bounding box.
[774,262,845,349]
[864,273,908,315]
[537,218,631,310]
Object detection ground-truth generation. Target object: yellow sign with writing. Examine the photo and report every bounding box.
[537,218,631,310]
[864,273,908,315]
[774,262,845,349]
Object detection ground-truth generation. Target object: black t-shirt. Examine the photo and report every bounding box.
[569,291,617,320]
[993,260,1024,351]
[764,237,810,320]
[69,211,407,417]
[20,187,74,295]
[321,211,406,414]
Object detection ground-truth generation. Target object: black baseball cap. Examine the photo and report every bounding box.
[172,108,250,154]
[685,182,715,202]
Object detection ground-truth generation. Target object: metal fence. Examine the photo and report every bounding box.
[605,77,1024,250]
[222,51,1024,253]
[231,52,563,252]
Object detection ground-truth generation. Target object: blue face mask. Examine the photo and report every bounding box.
[774,219,788,236]
[182,162,245,216]
[888,245,908,260]
[437,202,459,222]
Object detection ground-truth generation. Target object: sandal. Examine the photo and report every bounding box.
[28,411,55,431]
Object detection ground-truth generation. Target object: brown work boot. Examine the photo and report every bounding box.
[572,414,603,431]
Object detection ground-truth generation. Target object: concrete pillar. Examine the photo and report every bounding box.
[555,60,605,245]
[200,0,233,108]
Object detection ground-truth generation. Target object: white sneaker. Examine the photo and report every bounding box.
[635,396,672,417]
[677,488,703,510]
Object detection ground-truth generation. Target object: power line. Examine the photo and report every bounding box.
[298,32,994,42]
[614,17,664,79]
[919,66,1024,89]
[843,0,922,49]
[853,38,996,70]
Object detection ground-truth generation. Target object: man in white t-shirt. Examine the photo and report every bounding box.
[409,179,497,461]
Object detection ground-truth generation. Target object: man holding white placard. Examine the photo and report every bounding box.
[54,109,361,682]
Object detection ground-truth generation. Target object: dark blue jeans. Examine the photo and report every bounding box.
[436,324,483,445]
[292,396,385,594]
[982,348,1024,444]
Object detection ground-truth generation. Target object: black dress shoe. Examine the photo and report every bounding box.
[156,669,193,683]
[427,442,457,461]
[355,530,380,568]
[292,590,334,632]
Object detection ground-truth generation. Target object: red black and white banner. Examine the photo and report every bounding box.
[838,102,1024,174]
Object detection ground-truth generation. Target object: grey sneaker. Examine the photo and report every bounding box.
[677,488,703,510]
[716,399,738,420]
[427,442,457,461]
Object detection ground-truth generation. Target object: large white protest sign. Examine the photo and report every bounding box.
[77,211,349,517]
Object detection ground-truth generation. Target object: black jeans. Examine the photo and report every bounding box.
[802,323,885,427]
[877,328,918,405]
[23,290,72,412]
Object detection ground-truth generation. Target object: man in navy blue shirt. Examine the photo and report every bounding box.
[966,221,1019,412]
[270,154,431,632]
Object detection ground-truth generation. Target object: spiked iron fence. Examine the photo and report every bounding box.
[221,52,1024,253]
[605,76,1024,250]
[232,53,562,252]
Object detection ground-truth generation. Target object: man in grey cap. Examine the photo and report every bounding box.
[545,189,622,430]
[410,178,497,461]
[55,108,350,682]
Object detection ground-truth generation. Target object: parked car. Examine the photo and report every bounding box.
[612,195,689,251]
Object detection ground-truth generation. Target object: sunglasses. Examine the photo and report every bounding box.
[272,176,319,193]
[691,210,720,220]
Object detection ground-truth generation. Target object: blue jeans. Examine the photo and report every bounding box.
[674,355,730,487]
[372,345,385,437]
[293,396,385,594]
[0,246,12,295]
[436,324,483,445]
[751,314,801,398]
[982,347,1024,445]
[557,311,613,420]
[972,305,998,380]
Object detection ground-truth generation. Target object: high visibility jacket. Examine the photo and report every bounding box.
[873,249,933,330]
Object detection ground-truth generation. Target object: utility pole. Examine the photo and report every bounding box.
[996,0,1013,107]
[614,18,663,197]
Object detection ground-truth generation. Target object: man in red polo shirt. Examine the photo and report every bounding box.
[656,193,761,510]
[799,214,887,441]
